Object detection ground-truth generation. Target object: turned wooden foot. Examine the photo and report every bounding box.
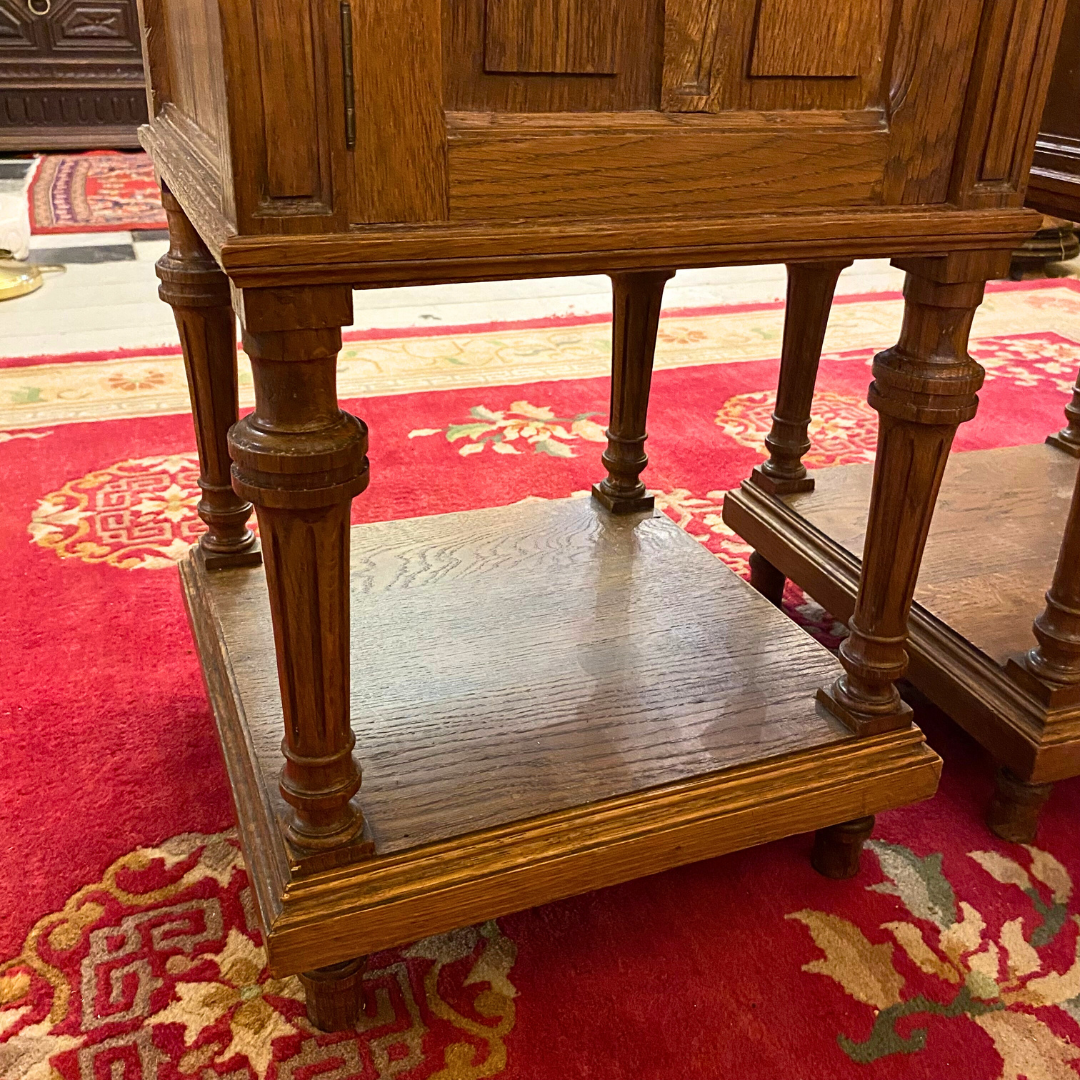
[299,957,365,1031]
[986,768,1053,844]
[157,183,259,569]
[593,269,674,514]
[750,259,851,496]
[1048,363,1080,457]
[749,550,786,607]
[811,815,875,879]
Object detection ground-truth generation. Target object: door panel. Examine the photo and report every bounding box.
[663,0,894,112]
[340,0,1053,224]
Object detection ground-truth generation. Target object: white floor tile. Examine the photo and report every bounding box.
[29,231,133,250]
[0,255,962,359]
[132,239,171,263]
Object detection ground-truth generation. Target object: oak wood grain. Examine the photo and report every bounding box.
[724,443,1080,783]
[750,0,889,79]
[208,497,853,855]
[180,496,942,973]
[1028,0,1080,220]
[444,0,662,112]
[207,206,1041,290]
[349,0,449,223]
[484,0,618,73]
[445,125,890,220]
[254,0,321,199]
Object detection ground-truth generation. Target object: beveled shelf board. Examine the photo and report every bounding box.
[723,443,1080,784]
[182,496,941,973]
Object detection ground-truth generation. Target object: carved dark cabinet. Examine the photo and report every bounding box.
[1028,0,1080,218]
[0,0,147,150]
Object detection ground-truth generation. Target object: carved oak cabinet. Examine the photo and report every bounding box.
[138,0,1064,1029]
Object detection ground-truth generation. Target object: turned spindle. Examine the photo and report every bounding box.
[751,259,852,495]
[1047,366,1080,457]
[157,183,259,568]
[592,270,675,514]
[231,286,370,853]
[818,256,1000,736]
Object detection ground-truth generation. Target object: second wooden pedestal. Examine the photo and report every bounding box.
[725,442,1080,822]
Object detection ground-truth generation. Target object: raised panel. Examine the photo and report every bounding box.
[662,0,725,109]
[50,0,141,51]
[750,0,888,78]
[662,0,893,113]
[162,0,226,145]
[980,0,1061,181]
[444,0,663,112]
[0,7,34,46]
[484,0,617,73]
[949,0,1068,204]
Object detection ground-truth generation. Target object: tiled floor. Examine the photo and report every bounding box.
[3,234,912,359]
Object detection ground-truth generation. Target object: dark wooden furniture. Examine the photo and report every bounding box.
[140,0,1064,1030]
[1011,0,1079,274]
[1028,0,1080,220]
[0,0,147,150]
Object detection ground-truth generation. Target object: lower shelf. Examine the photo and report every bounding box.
[724,442,1080,785]
[182,496,941,974]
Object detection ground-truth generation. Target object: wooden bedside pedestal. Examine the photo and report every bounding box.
[137,0,1064,1028]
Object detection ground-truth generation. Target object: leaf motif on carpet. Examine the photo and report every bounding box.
[789,842,1080,1078]
[0,832,518,1080]
[409,401,607,458]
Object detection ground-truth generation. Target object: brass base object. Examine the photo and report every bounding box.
[0,263,43,302]
[0,258,65,302]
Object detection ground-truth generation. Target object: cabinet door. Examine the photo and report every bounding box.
[336,0,1066,225]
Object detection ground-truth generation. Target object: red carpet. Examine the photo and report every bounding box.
[29,151,167,234]
[4,281,1080,1079]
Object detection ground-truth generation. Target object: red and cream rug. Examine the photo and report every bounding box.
[28,151,167,234]
[5,279,1080,1080]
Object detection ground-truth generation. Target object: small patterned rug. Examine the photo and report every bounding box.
[28,151,166,234]
[6,279,1080,1079]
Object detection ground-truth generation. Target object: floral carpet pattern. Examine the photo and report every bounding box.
[792,842,1080,1078]
[7,279,1080,1078]
[28,152,167,234]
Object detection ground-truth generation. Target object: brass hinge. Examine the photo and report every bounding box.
[340,0,356,150]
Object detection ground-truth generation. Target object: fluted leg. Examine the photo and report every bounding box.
[750,260,852,495]
[592,270,675,514]
[299,958,365,1031]
[818,256,1000,736]
[812,816,875,879]
[156,183,258,568]
[1047,366,1080,457]
[231,286,369,853]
